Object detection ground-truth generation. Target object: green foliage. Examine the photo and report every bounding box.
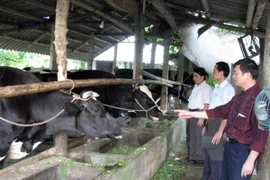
[217,23,245,35]
[152,157,184,180]
[0,49,86,70]
[206,74,217,88]
[107,145,137,155]
[0,50,27,67]
[146,119,173,129]
[144,26,182,55]
[59,165,68,178]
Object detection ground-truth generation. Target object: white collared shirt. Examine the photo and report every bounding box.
[209,79,235,109]
[188,81,212,109]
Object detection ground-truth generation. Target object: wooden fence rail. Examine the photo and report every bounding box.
[0,78,174,99]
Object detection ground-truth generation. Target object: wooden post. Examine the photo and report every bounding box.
[177,52,185,83]
[54,0,69,156]
[183,57,189,73]
[176,52,185,108]
[87,33,94,70]
[189,60,194,73]
[50,25,57,71]
[257,12,270,179]
[133,2,144,80]
[112,44,118,74]
[150,36,157,68]
[160,38,169,110]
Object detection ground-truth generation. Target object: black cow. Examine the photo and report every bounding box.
[0,67,122,168]
[115,68,175,80]
[174,71,194,103]
[115,68,182,101]
[68,70,162,120]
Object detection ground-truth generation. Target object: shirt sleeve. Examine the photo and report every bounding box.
[206,100,232,120]
[248,110,269,152]
[202,85,212,105]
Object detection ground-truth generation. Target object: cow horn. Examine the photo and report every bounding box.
[81,91,100,100]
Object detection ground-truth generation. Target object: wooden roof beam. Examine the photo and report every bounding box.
[95,32,133,36]
[246,0,256,28]
[251,0,267,30]
[0,20,18,27]
[97,13,134,42]
[200,0,211,19]
[25,32,49,50]
[23,0,55,11]
[150,0,179,31]
[0,5,45,22]
[69,39,102,55]
[72,0,134,33]
[2,35,90,55]
[0,15,89,35]
[152,0,266,38]
[30,29,103,52]
[68,28,113,45]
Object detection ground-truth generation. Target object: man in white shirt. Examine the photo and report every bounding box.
[201,62,235,180]
[186,67,212,166]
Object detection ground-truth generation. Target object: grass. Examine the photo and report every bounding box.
[107,145,137,155]
[145,119,174,129]
[152,157,185,180]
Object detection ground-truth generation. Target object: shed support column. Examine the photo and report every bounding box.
[54,0,69,156]
[150,36,157,68]
[160,38,169,110]
[133,2,144,80]
[50,25,57,71]
[257,12,270,179]
[189,61,195,73]
[87,33,94,70]
[183,58,189,73]
[176,52,185,109]
[112,44,118,74]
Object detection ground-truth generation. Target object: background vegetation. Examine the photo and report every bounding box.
[0,49,86,70]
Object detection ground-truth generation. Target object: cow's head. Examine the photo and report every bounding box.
[131,85,162,121]
[64,91,122,139]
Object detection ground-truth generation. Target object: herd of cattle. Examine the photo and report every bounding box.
[0,67,194,169]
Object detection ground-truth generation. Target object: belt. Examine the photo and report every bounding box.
[189,109,203,112]
[226,137,248,145]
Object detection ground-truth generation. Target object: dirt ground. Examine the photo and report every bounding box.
[179,160,204,180]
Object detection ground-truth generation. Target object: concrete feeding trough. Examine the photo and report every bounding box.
[0,116,185,180]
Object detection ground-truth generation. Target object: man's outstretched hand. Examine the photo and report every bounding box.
[174,110,193,119]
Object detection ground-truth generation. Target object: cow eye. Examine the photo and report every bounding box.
[89,106,100,116]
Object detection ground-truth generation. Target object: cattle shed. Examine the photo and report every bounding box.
[1,0,270,179]
[0,0,269,68]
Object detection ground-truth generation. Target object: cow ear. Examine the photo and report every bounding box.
[64,102,80,115]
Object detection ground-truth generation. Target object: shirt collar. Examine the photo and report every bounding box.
[215,79,229,89]
[196,81,206,87]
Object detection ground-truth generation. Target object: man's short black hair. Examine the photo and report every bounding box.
[233,58,258,80]
[216,61,230,78]
[193,67,208,80]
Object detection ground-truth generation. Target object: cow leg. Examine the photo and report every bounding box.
[0,158,6,169]
[0,127,14,169]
